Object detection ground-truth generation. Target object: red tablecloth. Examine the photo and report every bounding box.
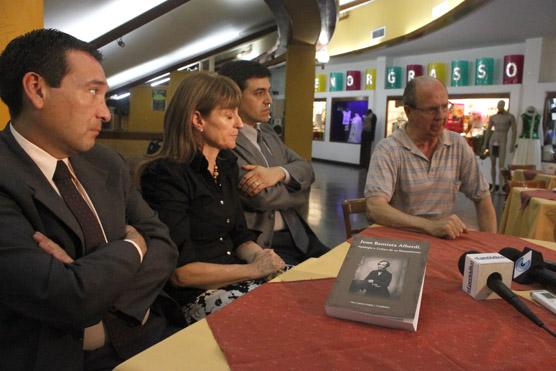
[520,189,556,208]
[207,227,556,370]
[523,169,556,180]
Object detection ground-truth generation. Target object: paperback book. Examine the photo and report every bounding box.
[325,235,430,331]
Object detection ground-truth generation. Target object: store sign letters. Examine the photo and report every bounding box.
[385,67,402,89]
[329,72,344,92]
[316,54,523,92]
[503,54,524,84]
[475,57,494,85]
[346,70,361,90]
[365,68,376,90]
[406,64,423,82]
[315,74,327,92]
[451,60,469,86]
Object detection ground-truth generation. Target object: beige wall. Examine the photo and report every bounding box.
[106,71,191,158]
[126,70,191,132]
[328,0,464,56]
[0,0,44,128]
[128,85,165,132]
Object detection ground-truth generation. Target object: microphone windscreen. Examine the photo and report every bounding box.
[460,252,514,300]
[499,247,521,262]
[458,250,480,274]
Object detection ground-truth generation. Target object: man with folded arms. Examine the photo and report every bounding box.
[0,29,182,370]
[219,60,329,265]
[365,76,496,239]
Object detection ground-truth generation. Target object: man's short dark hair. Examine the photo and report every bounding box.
[0,28,102,119]
[218,60,271,91]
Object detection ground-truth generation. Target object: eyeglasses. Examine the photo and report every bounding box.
[409,102,454,116]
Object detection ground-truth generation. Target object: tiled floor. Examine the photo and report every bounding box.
[307,160,506,248]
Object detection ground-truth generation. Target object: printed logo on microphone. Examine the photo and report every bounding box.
[514,250,532,278]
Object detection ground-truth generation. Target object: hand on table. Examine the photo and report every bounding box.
[426,215,468,240]
[251,249,285,277]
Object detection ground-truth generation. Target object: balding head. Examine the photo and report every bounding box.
[403,76,450,144]
[403,76,446,109]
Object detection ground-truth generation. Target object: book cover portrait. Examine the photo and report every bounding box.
[349,256,408,299]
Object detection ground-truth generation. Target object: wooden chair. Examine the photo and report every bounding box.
[342,198,368,239]
[500,168,512,194]
[506,180,547,199]
[502,165,538,194]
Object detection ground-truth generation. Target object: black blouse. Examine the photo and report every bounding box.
[140,150,254,304]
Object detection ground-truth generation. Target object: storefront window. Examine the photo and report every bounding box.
[312,99,326,141]
[385,97,406,137]
[330,97,368,144]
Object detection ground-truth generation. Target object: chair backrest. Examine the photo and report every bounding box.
[507,180,547,196]
[341,198,368,239]
[509,164,536,171]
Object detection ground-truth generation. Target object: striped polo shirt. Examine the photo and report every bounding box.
[365,126,490,219]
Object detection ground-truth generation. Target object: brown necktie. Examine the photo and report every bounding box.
[53,160,105,252]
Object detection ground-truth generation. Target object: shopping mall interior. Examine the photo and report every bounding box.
[2,0,556,244]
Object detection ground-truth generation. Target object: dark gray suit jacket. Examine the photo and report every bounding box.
[232,123,314,247]
[0,128,179,371]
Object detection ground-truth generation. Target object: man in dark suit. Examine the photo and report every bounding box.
[219,60,329,265]
[365,260,392,297]
[0,29,181,371]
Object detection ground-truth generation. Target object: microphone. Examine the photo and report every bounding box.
[498,247,556,289]
[499,247,556,272]
[458,251,546,330]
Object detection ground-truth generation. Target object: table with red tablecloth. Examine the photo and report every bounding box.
[115,227,556,371]
[512,169,556,189]
[500,187,556,241]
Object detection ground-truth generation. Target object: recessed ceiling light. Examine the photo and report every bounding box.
[146,72,170,83]
[107,28,241,90]
[150,77,170,87]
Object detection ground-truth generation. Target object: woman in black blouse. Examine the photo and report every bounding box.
[140,72,285,324]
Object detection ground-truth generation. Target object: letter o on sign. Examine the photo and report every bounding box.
[503,55,524,84]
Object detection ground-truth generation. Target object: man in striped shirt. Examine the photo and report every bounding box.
[365,76,496,239]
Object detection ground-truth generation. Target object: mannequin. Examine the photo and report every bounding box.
[348,112,363,143]
[512,106,542,168]
[342,108,352,141]
[482,100,516,191]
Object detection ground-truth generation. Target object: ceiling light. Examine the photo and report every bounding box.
[339,0,374,14]
[107,29,241,90]
[150,77,171,87]
[146,72,170,83]
[109,92,130,100]
[318,31,329,46]
[316,47,330,64]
